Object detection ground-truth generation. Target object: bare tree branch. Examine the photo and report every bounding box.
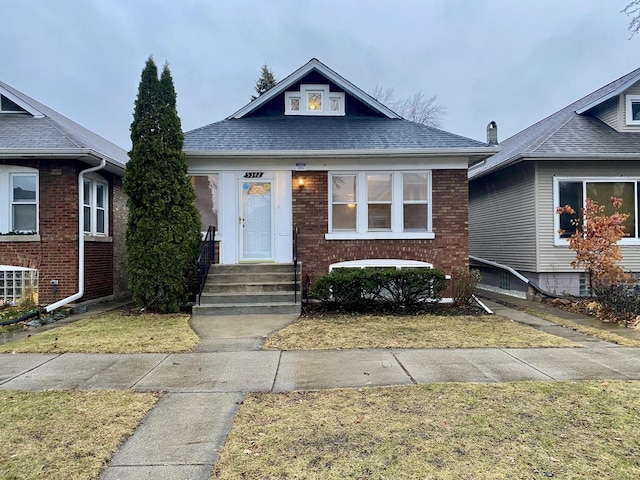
[623,1,640,37]
[371,84,447,128]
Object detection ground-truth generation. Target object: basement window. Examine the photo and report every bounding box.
[0,266,38,305]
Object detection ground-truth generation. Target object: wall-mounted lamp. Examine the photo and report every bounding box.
[297,176,305,190]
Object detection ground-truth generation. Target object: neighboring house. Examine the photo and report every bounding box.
[469,67,640,298]
[0,81,129,308]
[185,58,497,296]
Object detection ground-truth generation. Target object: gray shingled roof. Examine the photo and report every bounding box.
[469,66,640,179]
[0,80,128,169]
[185,116,489,152]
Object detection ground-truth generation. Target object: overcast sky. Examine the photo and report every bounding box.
[3,1,639,150]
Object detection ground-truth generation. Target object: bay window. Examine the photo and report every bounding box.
[328,171,433,239]
[555,178,639,244]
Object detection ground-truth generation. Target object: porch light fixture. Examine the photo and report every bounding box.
[298,176,305,189]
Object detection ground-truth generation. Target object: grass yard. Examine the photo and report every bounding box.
[0,390,159,480]
[212,381,640,479]
[262,313,576,350]
[0,311,199,353]
[522,308,640,347]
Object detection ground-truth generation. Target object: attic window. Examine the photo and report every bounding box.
[285,84,345,116]
[625,95,640,125]
[0,95,25,113]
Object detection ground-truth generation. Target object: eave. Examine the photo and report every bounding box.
[0,148,126,175]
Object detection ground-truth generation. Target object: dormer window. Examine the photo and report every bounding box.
[285,84,345,116]
[625,95,640,125]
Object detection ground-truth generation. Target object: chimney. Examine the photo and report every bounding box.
[486,121,498,145]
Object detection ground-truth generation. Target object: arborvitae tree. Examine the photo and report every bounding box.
[124,57,202,313]
[251,63,277,100]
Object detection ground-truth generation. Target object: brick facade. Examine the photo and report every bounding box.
[0,159,127,305]
[292,170,469,287]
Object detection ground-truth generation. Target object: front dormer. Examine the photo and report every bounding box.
[578,73,640,132]
[284,84,345,116]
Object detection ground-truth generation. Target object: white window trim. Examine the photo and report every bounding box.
[326,171,434,240]
[9,172,38,234]
[285,84,345,116]
[626,94,640,125]
[553,176,640,246]
[83,175,109,237]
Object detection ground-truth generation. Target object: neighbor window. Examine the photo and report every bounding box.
[83,177,108,236]
[626,95,640,125]
[328,171,432,239]
[555,178,639,244]
[10,174,37,232]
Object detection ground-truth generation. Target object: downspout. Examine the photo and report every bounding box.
[44,158,107,313]
[469,255,562,299]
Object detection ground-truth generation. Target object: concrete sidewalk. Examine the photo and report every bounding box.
[2,300,640,479]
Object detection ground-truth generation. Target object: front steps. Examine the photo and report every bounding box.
[193,263,302,316]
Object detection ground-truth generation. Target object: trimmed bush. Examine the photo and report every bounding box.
[309,267,447,312]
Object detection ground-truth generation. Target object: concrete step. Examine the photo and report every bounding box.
[209,263,300,274]
[192,302,302,316]
[199,291,300,304]
[203,281,299,294]
[205,272,298,285]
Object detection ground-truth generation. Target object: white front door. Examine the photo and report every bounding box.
[240,180,273,260]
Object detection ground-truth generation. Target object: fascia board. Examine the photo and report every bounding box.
[576,74,640,114]
[0,148,126,174]
[0,85,45,118]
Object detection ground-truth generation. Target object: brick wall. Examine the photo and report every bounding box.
[292,170,469,286]
[0,159,122,304]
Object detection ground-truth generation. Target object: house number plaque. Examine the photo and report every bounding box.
[244,172,264,178]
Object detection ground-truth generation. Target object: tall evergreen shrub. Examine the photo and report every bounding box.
[124,57,202,312]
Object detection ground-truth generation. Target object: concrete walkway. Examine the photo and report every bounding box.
[2,300,640,479]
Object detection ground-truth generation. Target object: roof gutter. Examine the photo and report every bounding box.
[44,158,107,313]
[469,255,561,298]
[0,148,125,174]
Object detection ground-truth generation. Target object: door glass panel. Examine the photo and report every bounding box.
[242,181,272,259]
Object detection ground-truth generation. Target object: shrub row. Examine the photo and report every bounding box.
[309,268,447,312]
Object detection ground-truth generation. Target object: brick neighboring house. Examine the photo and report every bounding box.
[185,59,497,290]
[0,81,128,307]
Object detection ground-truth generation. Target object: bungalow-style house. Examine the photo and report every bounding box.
[469,67,640,298]
[0,81,128,309]
[185,58,498,314]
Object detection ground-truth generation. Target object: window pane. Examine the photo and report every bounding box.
[191,175,219,231]
[13,175,36,201]
[84,206,91,232]
[368,204,391,230]
[332,175,356,202]
[633,102,640,121]
[586,182,635,237]
[332,204,356,230]
[308,91,322,111]
[96,184,105,208]
[404,204,427,230]
[403,173,427,201]
[13,204,36,231]
[96,209,105,234]
[558,181,582,238]
[367,174,391,201]
[83,180,91,205]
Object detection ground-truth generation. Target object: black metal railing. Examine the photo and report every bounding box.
[197,225,216,305]
[293,225,299,303]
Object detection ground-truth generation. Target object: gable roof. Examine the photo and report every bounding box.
[469,66,640,180]
[0,81,128,173]
[185,58,497,160]
[229,58,401,120]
